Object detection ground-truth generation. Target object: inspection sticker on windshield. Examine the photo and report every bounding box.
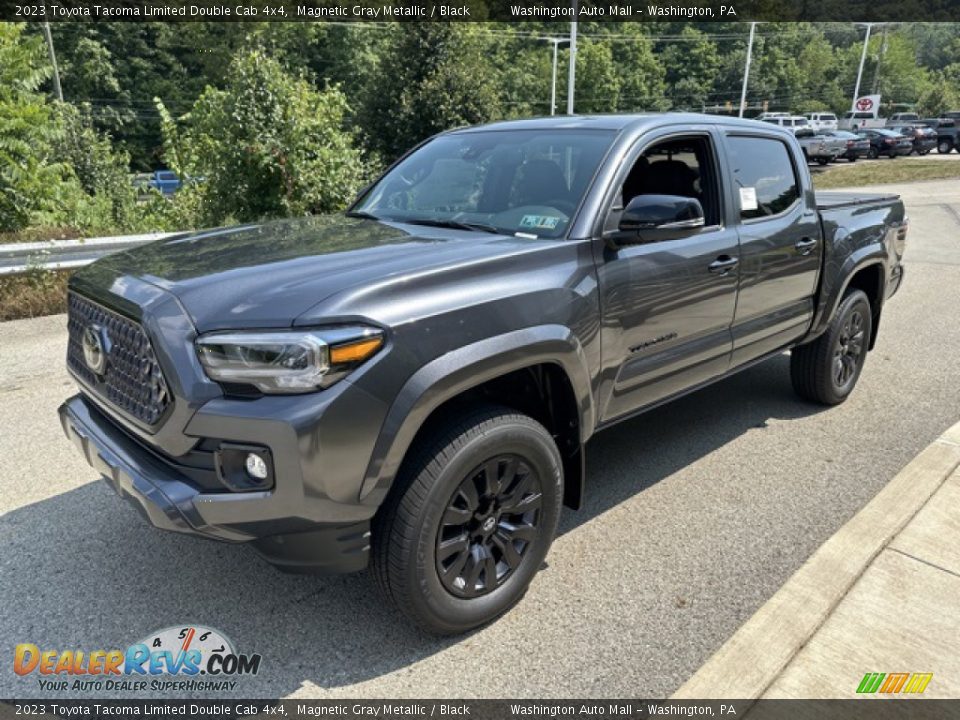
[739,187,758,212]
[520,214,561,230]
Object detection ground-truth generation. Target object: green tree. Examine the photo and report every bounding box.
[361,25,500,161]
[0,23,69,231]
[661,27,720,111]
[167,48,367,224]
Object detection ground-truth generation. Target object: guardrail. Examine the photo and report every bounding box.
[0,232,181,276]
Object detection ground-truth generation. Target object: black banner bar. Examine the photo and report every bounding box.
[2,0,959,23]
[4,700,960,720]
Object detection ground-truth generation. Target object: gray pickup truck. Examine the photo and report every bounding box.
[60,114,907,634]
[795,128,847,164]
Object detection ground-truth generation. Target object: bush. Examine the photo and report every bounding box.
[0,24,71,232]
[163,48,367,225]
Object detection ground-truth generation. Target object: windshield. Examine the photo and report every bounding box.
[355,129,616,238]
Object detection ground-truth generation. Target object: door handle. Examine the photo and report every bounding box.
[795,237,818,255]
[708,255,739,275]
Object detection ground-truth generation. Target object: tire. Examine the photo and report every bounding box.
[817,158,829,166]
[867,146,879,159]
[790,289,873,406]
[372,404,563,635]
[848,156,857,163]
[938,140,954,154]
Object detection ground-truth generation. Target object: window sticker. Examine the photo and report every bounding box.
[519,214,561,230]
[739,187,758,212]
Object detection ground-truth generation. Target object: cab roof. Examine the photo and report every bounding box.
[451,112,775,135]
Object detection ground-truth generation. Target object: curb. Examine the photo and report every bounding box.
[672,420,960,700]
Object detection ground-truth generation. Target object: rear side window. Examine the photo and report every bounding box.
[727,136,800,220]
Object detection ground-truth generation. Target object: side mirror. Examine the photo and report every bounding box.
[613,194,705,246]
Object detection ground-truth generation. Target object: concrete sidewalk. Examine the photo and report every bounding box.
[674,420,960,700]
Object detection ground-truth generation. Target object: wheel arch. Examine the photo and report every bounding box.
[359,325,595,511]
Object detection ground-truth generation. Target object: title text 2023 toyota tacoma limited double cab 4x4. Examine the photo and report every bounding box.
[60,114,907,634]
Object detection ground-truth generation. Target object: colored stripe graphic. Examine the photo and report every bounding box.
[857,672,933,694]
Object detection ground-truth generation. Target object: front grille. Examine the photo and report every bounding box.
[67,292,171,426]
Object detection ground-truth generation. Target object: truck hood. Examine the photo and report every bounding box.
[71,216,535,331]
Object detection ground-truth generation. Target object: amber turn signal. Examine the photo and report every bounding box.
[330,336,383,365]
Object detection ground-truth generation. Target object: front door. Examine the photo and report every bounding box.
[596,132,740,423]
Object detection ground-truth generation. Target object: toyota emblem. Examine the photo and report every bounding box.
[82,324,107,376]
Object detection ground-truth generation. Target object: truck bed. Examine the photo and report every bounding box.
[815,191,900,210]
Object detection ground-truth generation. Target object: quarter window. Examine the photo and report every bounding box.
[728,136,800,220]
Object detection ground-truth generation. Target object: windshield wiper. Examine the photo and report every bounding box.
[345,210,381,220]
[401,218,502,235]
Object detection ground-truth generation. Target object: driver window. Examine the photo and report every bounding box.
[606,135,721,233]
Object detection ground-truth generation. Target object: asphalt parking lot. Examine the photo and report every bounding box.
[1,180,959,700]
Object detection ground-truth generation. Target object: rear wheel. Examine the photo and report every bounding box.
[372,404,563,635]
[791,289,873,406]
[867,146,879,159]
[938,140,954,154]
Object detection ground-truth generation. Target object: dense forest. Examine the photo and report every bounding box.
[2,21,959,237]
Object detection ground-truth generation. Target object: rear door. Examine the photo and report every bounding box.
[720,132,822,367]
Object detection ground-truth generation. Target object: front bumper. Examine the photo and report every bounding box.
[59,394,371,574]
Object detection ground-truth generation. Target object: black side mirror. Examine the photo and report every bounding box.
[612,194,705,247]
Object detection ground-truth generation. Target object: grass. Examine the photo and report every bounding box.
[0,226,84,245]
[813,158,960,189]
[0,270,71,322]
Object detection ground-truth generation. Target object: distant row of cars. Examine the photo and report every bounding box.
[755,111,960,165]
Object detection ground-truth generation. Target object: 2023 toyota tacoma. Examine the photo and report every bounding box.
[60,114,907,634]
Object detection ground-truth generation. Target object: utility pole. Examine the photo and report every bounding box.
[851,23,873,111]
[738,22,756,118]
[41,20,63,102]
[545,38,566,116]
[567,7,577,115]
[872,24,888,95]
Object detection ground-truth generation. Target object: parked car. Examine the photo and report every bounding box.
[940,111,960,119]
[921,118,960,153]
[147,170,181,195]
[887,125,937,155]
[887,112,920,125]
[839,111,886,130]
[795,128,846,164]
[857,128,913,158]
[60,114,908,634]
[761,115,810,133]
[822,130,871,162]
[805,112,839,132]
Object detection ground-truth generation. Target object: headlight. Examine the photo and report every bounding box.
[196,326,383,394]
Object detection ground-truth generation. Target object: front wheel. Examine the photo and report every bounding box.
[938,140,954,154]
[867,147,879,159]
[372,405,563,635]
[790,289,873,405]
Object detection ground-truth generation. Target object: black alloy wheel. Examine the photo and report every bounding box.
[436,455,542,598]
[832,306,867,393]
[790,289,873,406]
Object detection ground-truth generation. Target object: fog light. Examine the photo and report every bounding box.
[245,452,268,480]
[215,443,274,492]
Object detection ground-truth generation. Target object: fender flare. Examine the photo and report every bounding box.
[357,325,594,506]
[805,246,887,344]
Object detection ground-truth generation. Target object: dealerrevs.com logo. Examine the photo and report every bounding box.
[14,625,262,693]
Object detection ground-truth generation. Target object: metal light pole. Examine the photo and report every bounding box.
[851,23,873,111]
[546,38,565,115]
[567,11,577,115]
[41,20,63,102]
[738,22,756,118]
